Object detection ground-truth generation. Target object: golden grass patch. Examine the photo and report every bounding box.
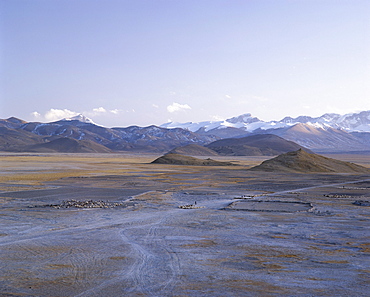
[358,243,370,253]
[109,256,127,260]
[181,239,217,248]
[316,260,349,264]
[0,171,94,185]
[178,278,290,294]
[132,191,173,204]
[309,246,351,255]
[46,264,74,269]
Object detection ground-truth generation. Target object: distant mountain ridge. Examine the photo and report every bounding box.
[0,116,218,153]
[205,134,312,156]
[161,110,370,133]
[1,110,370,153]
[253,123,370,152]
[161,110,370,152]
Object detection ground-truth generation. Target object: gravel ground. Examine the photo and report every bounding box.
[0,154,369,296]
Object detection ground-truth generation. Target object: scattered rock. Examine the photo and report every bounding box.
[353,200,370,206]
[224,200,313,213]
[178,204,205,209]
[30,199,129,209]
[324,194,362,198]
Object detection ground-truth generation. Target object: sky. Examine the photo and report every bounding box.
[1,0,369,127]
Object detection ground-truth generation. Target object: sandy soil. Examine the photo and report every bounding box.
[0,153,369,296]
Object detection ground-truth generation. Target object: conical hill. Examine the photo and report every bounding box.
[250,149,370,173]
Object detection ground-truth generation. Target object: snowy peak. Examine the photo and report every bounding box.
[279,111,370,132]
[161,114,265,133]
[161,120,225,133]
[226,113,260,124]
[287,123,325,134]
[333,110,370,132]
[63,114,96,125]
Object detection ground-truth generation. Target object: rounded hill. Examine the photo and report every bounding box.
[250,149,370,173]
[151,153,235,166]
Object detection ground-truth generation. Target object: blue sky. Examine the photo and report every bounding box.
[1,0,369,127]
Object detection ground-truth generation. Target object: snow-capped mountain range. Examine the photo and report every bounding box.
[1,110,370,153]
[161,110,370,133]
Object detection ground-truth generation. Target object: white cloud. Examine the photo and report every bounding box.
[31,111,41,119]
[110,109,120,114]
[30,107,123,125]
[85,107,123,117]
[167,102,191,113]
[92,107,107,113]
[225,95,232,99]
[210,115,224,121]
[45,109,79,121]
[152,104,159,108]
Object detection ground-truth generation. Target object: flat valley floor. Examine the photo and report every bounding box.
[0,153,369,296]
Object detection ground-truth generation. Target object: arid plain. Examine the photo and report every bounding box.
[0,153,369,296]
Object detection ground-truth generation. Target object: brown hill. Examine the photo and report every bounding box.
[26,137,112,153]
[151,153,235,166]
[206,134,311,156]
[0,127,43,151]
[250,149,370,173]
[0,117,27,129]
[168,144,218,156]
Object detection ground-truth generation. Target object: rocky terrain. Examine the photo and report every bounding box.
[31,199,130,209]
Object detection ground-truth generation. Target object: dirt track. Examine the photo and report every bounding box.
[0,153,369,296]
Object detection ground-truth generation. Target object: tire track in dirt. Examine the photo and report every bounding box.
[118,211,182,296]
[266,178,370,197]
[74,210,182,296]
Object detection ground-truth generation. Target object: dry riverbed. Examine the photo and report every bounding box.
[0,153,369,296]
